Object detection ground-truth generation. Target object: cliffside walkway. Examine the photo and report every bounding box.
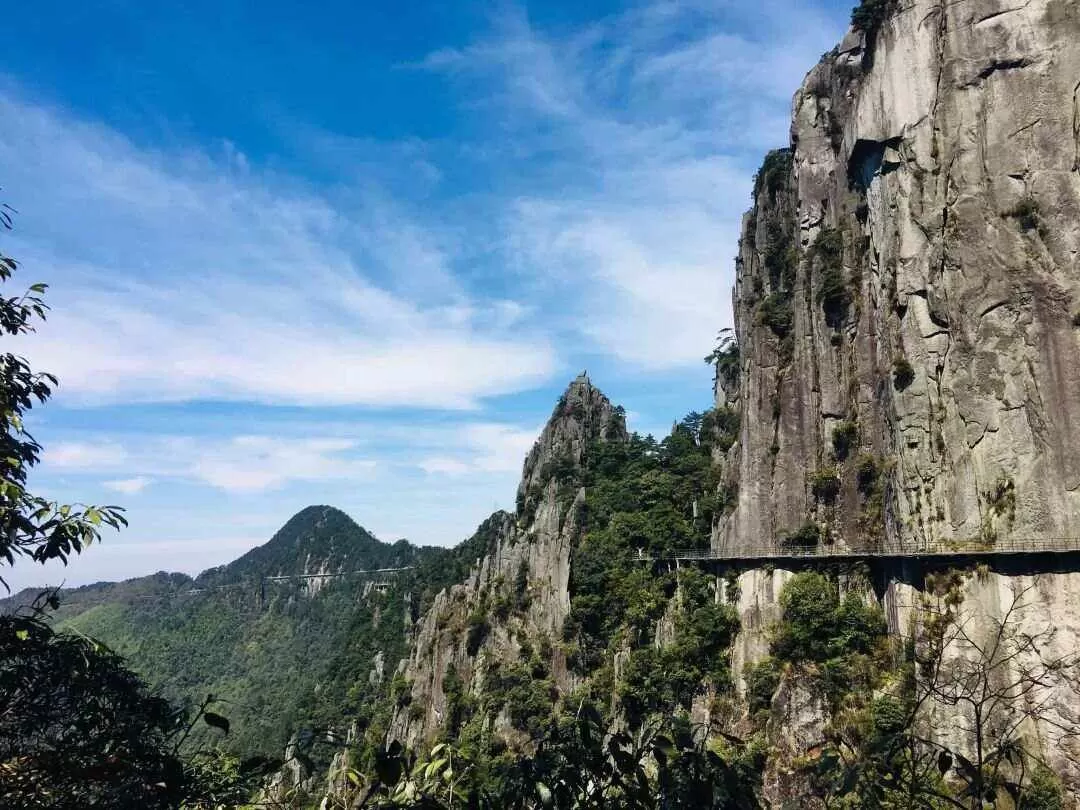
[650,537,1080,565]
[261,566,414,583]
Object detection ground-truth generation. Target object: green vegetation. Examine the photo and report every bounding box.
[1,598,276,809]
[984,475,1017,521]
[771,573,886,680]
[755,149,793,201]
[855,454,880,494]
[831,420,858,461]
[810,467,842,504]
[748,165,799,363]
[855,454,886,540]
[618,568,739,725]
[780,521,822,549]
[704,329,740,393]
[332,709,763,809]
[763,221,797,291]
[892,355,915,391]
[803,575,1076,808]
[817,263,851,328]
[1024,766,1066,810]
[850,0,899,38]
[701,405,740,453]
[744,657,782,716]
[756,292,793,338]
[1005,195,1044,234]
[567,415,731,671]
[810,229,852,329]
[980,476,1017,542]
[25,507,524,769]
[50,506,446,758]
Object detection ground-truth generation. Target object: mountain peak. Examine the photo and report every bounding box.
[196,505,414,585]
[515,377,628,519]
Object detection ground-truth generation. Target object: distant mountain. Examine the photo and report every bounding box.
[5,506,453,757]
[197,505,421,586]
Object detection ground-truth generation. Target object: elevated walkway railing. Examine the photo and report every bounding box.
[262,566,414,583]
[647,537,1080,563]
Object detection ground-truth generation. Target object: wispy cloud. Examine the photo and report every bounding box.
[414,1,844,369]
[45,435,376,493]
[103,476,152,495]
[418,423,538,476]
[0,0,850,592]
[41,420,539,492]
[0,92,557,409]
[191,437,375,492]
[44,441,128,469]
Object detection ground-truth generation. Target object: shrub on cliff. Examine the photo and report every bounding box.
[851,0,898,38]
[771,572,885,667]
[755,149,793,200]
[810,468,842,503]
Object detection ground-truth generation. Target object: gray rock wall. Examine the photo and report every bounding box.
[717,0,1080,554]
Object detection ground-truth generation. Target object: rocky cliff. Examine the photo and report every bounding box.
[714,0,1080,801]
[388,375,627,748]
[715,0,1080,554]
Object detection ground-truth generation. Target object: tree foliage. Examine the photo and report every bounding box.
[325,710,761,809]
[850,0,899,39]
[0,206,126,588]
[803,573,1074,809]
[0,205,274,808]
[568,417,730,671]
[0,593,278,808]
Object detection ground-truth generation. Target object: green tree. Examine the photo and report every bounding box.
[333,710,761,809]
[1,596,186,808]
[0,206,268,808]
[0,204,126,588]
[808,576,1074,809]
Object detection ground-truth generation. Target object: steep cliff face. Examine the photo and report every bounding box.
[717,0,1080,553]
[389,375,627,748]
[714,2,1080,801]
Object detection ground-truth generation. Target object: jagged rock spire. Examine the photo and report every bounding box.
[516,376,627,519]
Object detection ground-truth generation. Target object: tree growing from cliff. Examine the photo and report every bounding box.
[811,572,1074,809]
[912,576,1075,808]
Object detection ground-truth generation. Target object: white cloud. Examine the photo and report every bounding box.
[38,422,539,491]
[44,441,128,469]
[103,476,152,495]
[415,1,844,370]
[418,423,538,476]
[41,433,377,493]
[0,0,853,592]
[191,436,375,492]
[0,92,557,409]
[418,457,472,476]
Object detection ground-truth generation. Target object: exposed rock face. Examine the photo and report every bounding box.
[711,2,1080,803]
[388,375,627,748]
[717,0,1080,553]
[732,567,1080,804]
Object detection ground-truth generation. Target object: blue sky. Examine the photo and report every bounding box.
[1,0,853,590]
